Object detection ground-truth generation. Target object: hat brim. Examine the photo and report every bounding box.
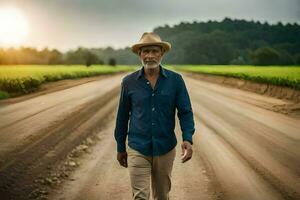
[131,42,171,54]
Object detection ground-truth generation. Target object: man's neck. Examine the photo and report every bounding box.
[144,66,160,78]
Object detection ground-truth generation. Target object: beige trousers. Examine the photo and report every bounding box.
[127,145,176,200]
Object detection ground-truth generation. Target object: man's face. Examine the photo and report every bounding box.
[139,45,164,69]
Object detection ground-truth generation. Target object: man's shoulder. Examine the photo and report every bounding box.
[162,66,182,79]
[121,68,140,83]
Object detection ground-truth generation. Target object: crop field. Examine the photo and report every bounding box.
[1,65,300,100]
[0,65,135,99]
[175,65,300,90]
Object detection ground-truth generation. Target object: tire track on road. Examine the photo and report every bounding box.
[0,83,121,200]
[186,75,300,200]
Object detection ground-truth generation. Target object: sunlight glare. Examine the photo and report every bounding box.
[0,7,29,46]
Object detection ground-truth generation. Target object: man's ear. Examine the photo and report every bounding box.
[160,47,165,56]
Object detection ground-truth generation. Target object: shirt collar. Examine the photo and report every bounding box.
[136,65,168,80]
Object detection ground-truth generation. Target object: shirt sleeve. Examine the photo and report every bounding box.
[175,75,195,145]
[114,79,131,152]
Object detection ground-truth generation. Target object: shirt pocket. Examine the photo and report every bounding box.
[158,90,173,109]
[131,90,149,117]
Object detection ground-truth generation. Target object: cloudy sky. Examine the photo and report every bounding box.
[0,0,299,51]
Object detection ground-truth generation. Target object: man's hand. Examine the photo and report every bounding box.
[181,141,193,163]
[117,152,128,168]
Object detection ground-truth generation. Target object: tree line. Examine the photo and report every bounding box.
[0,47,121,66]
[0,18,299,66]
[154,18,300,65]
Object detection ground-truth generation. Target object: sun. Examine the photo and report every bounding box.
[0,7,29,46]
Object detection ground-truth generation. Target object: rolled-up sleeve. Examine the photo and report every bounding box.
[175,75,195,145]
[114,79,131,152]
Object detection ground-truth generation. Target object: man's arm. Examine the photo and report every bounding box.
[175,75,195,163]
[114,79,131,153]
[176,75,195,144]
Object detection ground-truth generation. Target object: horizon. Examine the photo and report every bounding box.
[0,0,299,51]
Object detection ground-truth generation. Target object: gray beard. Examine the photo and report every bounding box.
[142,60,161,69]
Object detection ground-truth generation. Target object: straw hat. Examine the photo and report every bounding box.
[131,32,171,54]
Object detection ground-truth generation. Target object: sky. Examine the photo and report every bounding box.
[0,0,299,51]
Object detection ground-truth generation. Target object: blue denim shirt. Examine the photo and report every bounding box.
[114,65,195,156]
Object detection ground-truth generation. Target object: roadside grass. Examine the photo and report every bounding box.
[0,65,136,98]
[0,90,10,100]
[2,64,299,99]
[173,65,300,90]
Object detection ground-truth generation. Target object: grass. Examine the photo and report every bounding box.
[174,65,300,90]
[0,65,136,98]
[1,65,300,100]
[0,90,10,100]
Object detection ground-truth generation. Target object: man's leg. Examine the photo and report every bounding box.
[127,146,152,200]
[151,147,176,200]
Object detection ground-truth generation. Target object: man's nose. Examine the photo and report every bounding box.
[145,52,155,58]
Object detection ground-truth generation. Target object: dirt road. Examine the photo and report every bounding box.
[0,73,299,200]
[0,74,124,199]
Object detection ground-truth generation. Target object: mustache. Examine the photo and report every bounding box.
[143,60,158,64]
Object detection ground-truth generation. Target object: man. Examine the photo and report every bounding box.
[114,32,195,200]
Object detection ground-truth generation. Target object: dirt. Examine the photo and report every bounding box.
[0,72,125,106]
[185,72,300,118]
[47,116,218,200]
[0,74,125,199]
[0,73,299,200]
[186,77,300,200]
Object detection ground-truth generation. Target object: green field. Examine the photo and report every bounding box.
[0,65,136,99]
[174,65,300,90]
[1,65,300,100]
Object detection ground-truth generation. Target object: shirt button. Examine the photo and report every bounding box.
[152,93,155,96]
[147,81,150,84]
[152,122,155,126]
[152,107,155,111]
